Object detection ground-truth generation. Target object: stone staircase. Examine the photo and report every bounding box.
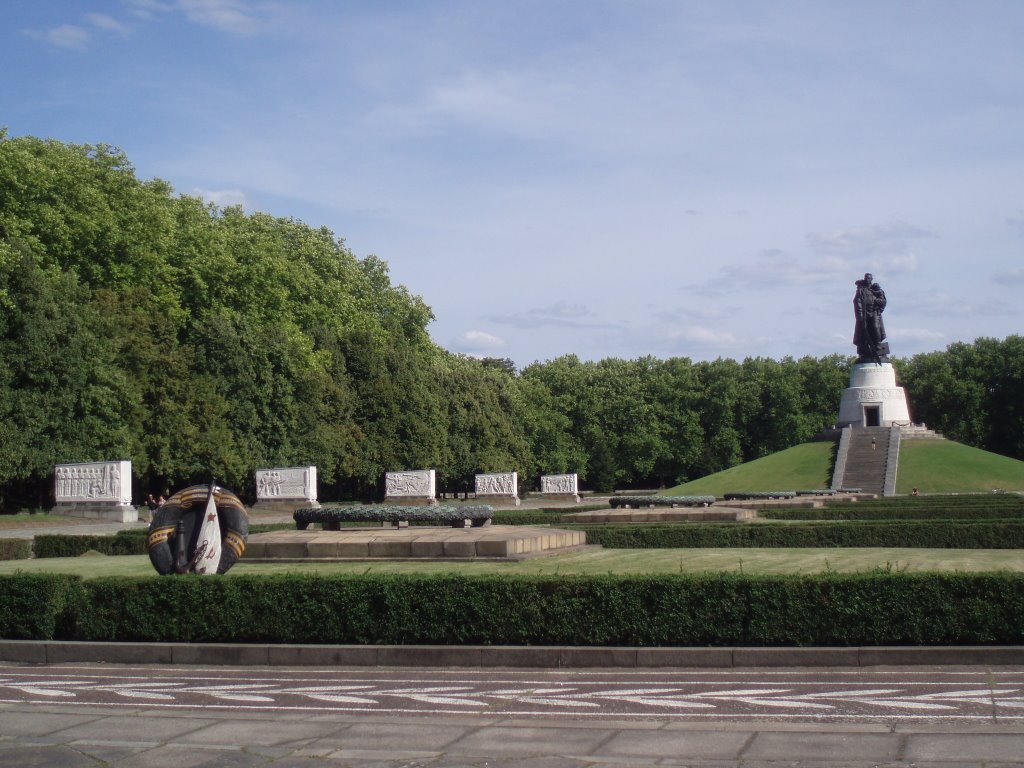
[833,426,899,496]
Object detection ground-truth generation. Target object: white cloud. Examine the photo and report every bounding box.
[451,330,507,355]
[26,24,90,50]
[696,248,848,291]
[993,266,1024,284]
[900,293,1016,317]
[663,326,741,346]
[192,188,248,208]
[485,302,619,330]
[1007,211,1024,237]
[127,0,174,20]
[86,13,131,35]
[806,220,934,259]
[177,0,260,35]
[894,327,947,344]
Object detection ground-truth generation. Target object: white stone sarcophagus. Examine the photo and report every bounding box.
[540,473,580,503]
[253,466,319,512]
[384,469,437,506]
[474,471,520,506]
[53,460,137,522]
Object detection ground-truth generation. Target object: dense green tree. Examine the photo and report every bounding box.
[0,131,1020,510]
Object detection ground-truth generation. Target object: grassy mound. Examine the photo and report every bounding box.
[895,440,1024,493]
[668,442,835,496]
[667,438,1023,497]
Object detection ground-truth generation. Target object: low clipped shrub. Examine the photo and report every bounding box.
[610,496,715,508]
[0,539,32,561]
[578,520,1024,549]
[760,507,1024,521]
[294,505,494,529]
[492,510,568,525]
[0,574,84,639]
[33,530,148,558]
[724,491,796,500]
[829,494,1024,512]
[2,572,1022,646]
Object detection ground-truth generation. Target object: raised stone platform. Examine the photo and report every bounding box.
[563,507,755,523]
[244,525,587,561]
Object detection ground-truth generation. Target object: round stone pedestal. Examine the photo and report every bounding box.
[837,363,911,427]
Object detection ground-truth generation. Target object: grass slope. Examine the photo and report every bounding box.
[667,438,1024,497]
[896,440,1024,494]
[668,442,835,496]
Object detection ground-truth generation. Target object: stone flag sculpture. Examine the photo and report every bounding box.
[147,483,248,575]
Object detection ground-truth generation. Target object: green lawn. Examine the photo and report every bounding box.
[2,547,1022,578]
[668,442,835,496]
[896,440,1024,493]
[665,438,1024,497]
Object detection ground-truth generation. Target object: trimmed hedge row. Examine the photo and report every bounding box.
[828,494,1024,511]
[579,520,1024,549]
[610,496,715,508]
[760,507,1024,521]
[2,572,1022,646]
[492,510,568,525]
[23,519,1024,559]
[33,531,148,558]
[0,574,84,639]
[0,539,32,561]
[294,505,494,529]
[724,491,796,500]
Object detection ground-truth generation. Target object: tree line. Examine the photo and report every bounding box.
[1,133,1020,508]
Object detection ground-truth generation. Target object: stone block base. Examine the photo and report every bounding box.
[50,502,138,523]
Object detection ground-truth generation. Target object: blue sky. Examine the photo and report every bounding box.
[3,1,1022,368]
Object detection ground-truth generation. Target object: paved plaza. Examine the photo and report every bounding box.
[1,660,1023,767]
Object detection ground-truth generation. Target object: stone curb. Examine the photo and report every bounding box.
[1,641,1022,667]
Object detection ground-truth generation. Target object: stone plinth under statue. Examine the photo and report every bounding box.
[53,460,137,522]
[837,362,911,428]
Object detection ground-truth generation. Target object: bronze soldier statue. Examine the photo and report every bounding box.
[853,273,889,363]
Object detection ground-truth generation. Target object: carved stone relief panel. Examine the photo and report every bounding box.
[255,466,317,501]
[541,473,578,495]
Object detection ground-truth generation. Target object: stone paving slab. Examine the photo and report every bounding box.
[599,728,754,759]
[1,700,1022,767]
[41,714,219,744]
[443,724,613,756]
[903,734,1024,762]
[0,709,101,736]
[743,731,902,762]
[245,525,588,560]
